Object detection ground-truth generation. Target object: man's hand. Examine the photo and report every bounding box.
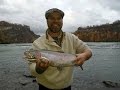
[35,52,50,74]
[75,53,86,66]
[75,53,88,70]
[75,49,92,70]
[36,57,50,70]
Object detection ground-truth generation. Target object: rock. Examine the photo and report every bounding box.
[0,21,40,43]
[19,78,31,86]
[23,74,37,83]
[74,20,120,42]
[23,74,35,78]
[102,80,120,88]
[32,79,36,83]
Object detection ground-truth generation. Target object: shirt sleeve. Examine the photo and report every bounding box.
[73,34,91,54]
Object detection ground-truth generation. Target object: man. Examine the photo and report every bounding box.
[28,8,92,90]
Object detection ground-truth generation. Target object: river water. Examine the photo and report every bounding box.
[0,42,120,90]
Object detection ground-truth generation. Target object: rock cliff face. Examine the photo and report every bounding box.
[74,20,120,42]
[0,21,40,43]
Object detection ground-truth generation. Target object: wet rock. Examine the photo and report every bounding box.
[102,80,120,88]
[32,79,36,83]
[23,74,35,78]
[19,79,31,86]
[23,74,37,83]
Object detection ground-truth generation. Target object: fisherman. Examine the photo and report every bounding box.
[28,8,92,90]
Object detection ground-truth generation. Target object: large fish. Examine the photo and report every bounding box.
[24,49,83,70]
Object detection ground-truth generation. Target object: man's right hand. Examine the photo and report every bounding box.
[36,57,50,70]
[35,52,50,73]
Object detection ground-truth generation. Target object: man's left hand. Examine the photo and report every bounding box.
[75,53,86,66]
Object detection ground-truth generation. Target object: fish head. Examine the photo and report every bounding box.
[24,50,35,59]
[24,49,42,59]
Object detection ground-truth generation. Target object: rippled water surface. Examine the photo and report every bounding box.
[0,42,120,90]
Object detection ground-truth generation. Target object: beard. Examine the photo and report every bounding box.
[49,25,62,33]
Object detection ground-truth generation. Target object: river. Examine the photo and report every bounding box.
[0,42,120,90]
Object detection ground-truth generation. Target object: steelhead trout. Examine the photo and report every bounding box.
[24,49,83,70]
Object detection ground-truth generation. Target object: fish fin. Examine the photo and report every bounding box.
[80,65,83,70]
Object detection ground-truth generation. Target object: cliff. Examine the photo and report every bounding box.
[74,20,120,42]
[0,21,40,44]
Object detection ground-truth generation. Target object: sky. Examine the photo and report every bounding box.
[0,0,120,35]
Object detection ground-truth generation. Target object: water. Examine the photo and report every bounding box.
[73,42,120,90]
[0,42,120,90]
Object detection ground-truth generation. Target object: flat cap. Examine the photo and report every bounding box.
[45,8,64,19]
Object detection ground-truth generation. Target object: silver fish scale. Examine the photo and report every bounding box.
[41,52,76,66]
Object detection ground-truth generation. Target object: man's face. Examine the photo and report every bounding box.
[47,12,63,33]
